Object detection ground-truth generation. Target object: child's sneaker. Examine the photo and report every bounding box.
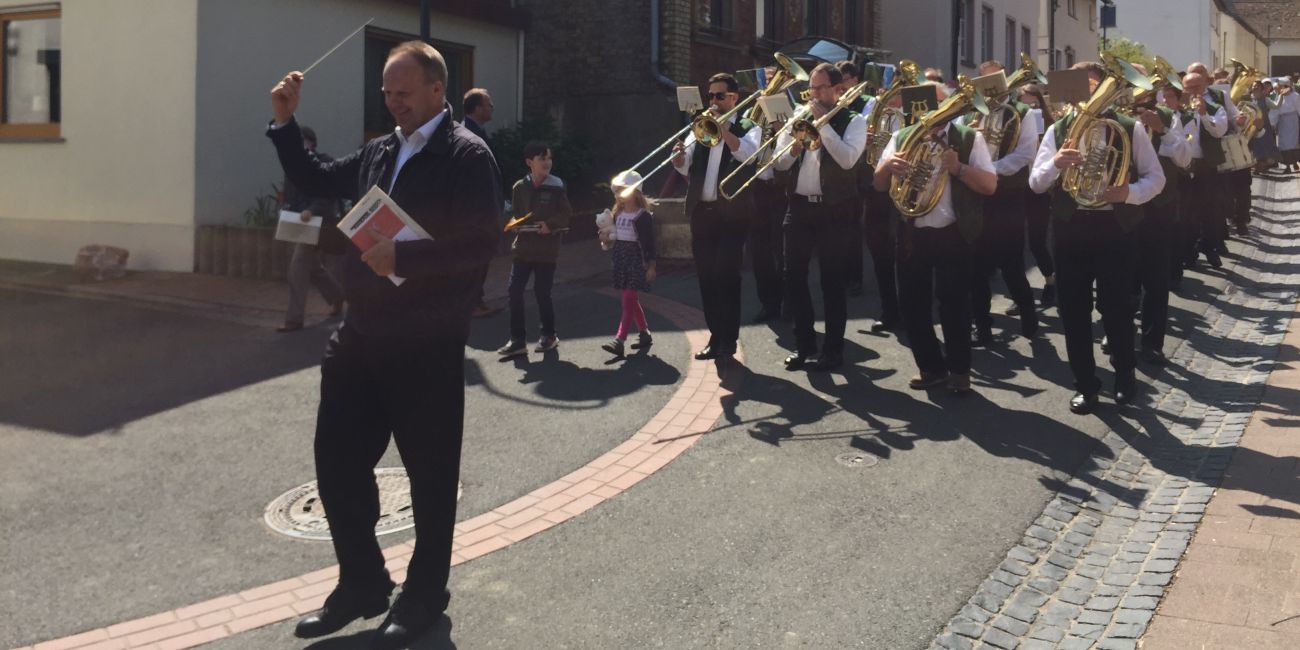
[535,335,559,352]
[629,331,653,350]
[496,339,527,359]
[601,338,625,357]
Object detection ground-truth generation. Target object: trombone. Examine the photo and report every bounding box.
[615,53,808,198]
[719,79,873,200]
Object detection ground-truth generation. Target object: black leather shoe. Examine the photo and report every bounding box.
[295,581,394,639]
[693,345,717,361]
[1140,348,1167,365]
[1114,373,1137,405]
[811,352,843,371]
[1206,250,1223,268]
[870,318,898,333]
[1069,392,1099,415]
[784,352,812,370]
[371,593,438,650]
[971,327,993,347]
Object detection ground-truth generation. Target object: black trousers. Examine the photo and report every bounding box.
[507,260,556,341]
[748,179,787,314]
[1189,165,1227,256]
[692,201,749,351]
[1137,201,1176,352]
[1229,168,1252,227]
[897,223,973,375]
[864,187,901,324]
[315,324,466,611]
[784,196,853,355]
[971,190,1035,331]
[1054,211,1138,395]
[846,199,865,288]
[1025,190,1055,278]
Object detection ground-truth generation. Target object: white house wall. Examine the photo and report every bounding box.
[1038,0,1100,71]
[880,0,1039,79]
[0,0,200,271]
[1109,1,1211,70]
[193,0,521,234]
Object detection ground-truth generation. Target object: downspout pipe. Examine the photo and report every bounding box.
[650,0,679,91]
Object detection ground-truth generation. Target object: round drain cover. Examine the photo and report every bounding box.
[835,452,879,468]
[264,468,462,541]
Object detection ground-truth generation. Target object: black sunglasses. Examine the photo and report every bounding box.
[707,91,732,100]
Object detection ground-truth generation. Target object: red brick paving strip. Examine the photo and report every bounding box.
[16,290,736,650]
[1142,300,1300,650]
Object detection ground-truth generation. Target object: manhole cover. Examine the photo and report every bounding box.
[835,452,879,468]
[264,468,462,541]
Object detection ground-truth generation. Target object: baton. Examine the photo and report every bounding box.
[302,18,375,75]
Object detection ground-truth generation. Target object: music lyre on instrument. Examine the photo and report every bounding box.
[615,53,808,199]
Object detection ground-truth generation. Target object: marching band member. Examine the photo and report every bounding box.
[1180,70,1231,269]
[1029,62,1165,414]
[773,63,868,371]
[873,82,998,395]
[965,59,1041,347]
[671,72,762,361]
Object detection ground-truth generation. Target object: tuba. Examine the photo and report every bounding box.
[1060,53,1153,208]
[864,60,919,166]
[1230,58,1264,141]
[889,75,984,218]
[967,53,1044,156]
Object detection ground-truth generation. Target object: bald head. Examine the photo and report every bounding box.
[1187,62,1209,76]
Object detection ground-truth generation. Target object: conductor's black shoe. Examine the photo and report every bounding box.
[693,345,718,361]
[971,327,993,347]
[295,582,394,639]
[371,593,438,650]
[1114,373,1137,405]
[1069,392,1099,415]
[811,352,843,371]
[784,352,812,370]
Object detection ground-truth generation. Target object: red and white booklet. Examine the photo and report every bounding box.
[337,185,433,286]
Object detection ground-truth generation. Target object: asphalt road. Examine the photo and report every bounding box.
[1,219,1243,649]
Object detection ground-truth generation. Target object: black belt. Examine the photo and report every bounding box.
[791,194,824,204]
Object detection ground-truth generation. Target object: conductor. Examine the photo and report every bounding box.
[267,41,501,648]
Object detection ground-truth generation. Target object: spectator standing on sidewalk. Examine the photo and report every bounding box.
[278,125,345,333]
[463,87,502,318]
[600,171,656,357]
[496,141,572,359]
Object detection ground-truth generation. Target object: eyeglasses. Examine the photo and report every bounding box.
[809,83,832,92]
[707,91,732,100]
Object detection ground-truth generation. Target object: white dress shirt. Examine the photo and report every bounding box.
[672,115,761,202]
[772,112,868,196]
[1029,118,1166,208]
[874,127,996,229]
[1156,112,1193,169]
[391,111,446,192]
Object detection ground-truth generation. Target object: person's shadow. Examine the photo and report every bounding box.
[303,614,457,649]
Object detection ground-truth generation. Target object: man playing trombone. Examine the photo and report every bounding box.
[772,62,868,371]
[671,73,762,361]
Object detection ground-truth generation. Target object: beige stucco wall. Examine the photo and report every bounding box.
[0,0,199,271]
[1037,0,1100,71]
[193,0,522,234]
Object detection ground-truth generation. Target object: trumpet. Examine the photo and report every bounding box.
[615,54,808,198]
[718,80,872,200]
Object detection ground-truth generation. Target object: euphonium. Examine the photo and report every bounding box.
[967,53,1043,155]
[1060,53,1152,208]
[864,60,919,166]
[1230,58,1264,140]
[1124,55,1181,113]
[889,75,983,218]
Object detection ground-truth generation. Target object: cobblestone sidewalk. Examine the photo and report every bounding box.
[929,175,1300,650]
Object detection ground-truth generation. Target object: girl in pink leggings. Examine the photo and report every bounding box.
[601,172,657,357]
